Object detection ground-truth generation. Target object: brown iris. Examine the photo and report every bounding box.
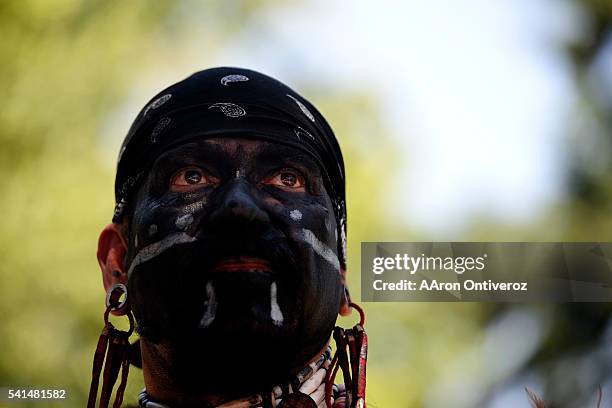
[170,167,218,191]
[264,169,305,191]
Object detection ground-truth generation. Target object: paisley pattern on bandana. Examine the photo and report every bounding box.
[208,102,246,118]
[294,126,315,141]
[150,117,171,143]
[143,93,172,116]
[287,94,316,122]
[220,74,249,86]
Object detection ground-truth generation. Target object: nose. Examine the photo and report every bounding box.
[207,179,270,234]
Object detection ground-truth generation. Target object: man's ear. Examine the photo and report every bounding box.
[97,223,129,294]
[339,266,352,316]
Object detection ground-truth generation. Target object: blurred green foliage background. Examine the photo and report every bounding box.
[1,1,612,407]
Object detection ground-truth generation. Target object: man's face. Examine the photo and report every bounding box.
[124,137,343,387]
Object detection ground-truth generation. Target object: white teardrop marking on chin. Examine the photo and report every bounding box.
[270,282,284,326]
[199,281,217,328]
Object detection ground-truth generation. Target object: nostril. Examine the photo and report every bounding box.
[208,181,271,231]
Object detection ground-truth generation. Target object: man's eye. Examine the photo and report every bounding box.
[264,169,306,191]
[170,167,217,190]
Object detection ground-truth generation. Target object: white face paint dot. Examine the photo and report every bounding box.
[175,213,194,230]
[289,209,303,221]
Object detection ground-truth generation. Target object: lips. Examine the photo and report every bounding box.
[210,257,273,273]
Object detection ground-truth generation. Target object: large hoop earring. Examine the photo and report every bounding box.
[325,302,368,408]
[105,283,129,315]
[88,283,134,408]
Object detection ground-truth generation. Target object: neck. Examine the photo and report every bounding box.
[140,339,331,407]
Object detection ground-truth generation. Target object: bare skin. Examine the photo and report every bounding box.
[97,138,351,406]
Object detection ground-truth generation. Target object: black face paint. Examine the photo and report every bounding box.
[114,67,347,271]
[126,139,343,392]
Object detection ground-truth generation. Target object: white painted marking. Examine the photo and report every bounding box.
[148,224,158,237]
[289,209,303,221]
[270,282,284,326]
[182,201,204,214]
[134,234,139,248]
[199,281,217,328]
[298,229,340,272]
[175,213,194,230]
[128,232,196,275]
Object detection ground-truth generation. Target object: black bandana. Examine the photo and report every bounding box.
[113,67,347,267]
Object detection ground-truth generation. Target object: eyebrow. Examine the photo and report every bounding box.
[255,144,321,173]
[152,140,322,176]
[153,142,225,167]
